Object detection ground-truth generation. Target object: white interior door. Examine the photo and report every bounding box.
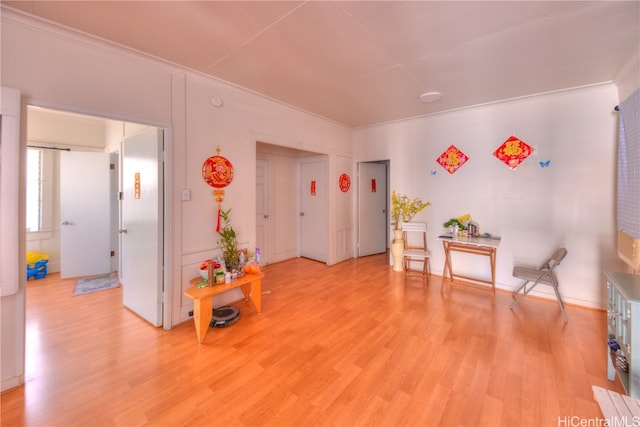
[256,159,269,265]
[299,159,327,262]
[60,151,111,279]
[121,128,163,327]
[358,162,387,257]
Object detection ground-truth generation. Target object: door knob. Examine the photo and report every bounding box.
[118,228,127,234]
[61,221,70,226]
[264,215,269,219]
[300,212,305,216]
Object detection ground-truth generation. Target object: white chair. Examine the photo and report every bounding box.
[401,222,430,284]
[510,248,568,322]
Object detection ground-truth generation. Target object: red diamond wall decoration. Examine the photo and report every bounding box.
[436,144,469,174]
[493,135,533,170]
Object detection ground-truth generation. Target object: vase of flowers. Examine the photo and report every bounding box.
[390,190,430,271]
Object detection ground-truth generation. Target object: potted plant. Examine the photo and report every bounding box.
[443,218,465,230]
[443,214,471,235]
[217,208,240,271]
[390,190,430,271]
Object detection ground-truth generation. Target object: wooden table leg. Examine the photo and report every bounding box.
[250,278,261,313]
[239,278,261,313]
[490,248,496,298]
[440,241,498,298]
[193,295,212,344]
[441,241,453,294]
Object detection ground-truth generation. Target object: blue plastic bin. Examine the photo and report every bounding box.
[27,260,48,280]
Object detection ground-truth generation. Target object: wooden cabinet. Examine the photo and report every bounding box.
[605,270,640,398]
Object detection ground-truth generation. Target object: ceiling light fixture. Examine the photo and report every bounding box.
[419,91,442,103]
[211,96,224,108]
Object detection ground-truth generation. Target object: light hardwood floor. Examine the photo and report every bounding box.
[1,254,624,426]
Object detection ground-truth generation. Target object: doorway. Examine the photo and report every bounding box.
[357,160,390,258]
[25,106,167,327]
[256,159,269,266]
[255,142,329,265]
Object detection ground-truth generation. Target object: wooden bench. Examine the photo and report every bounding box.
[184,272,264,344]
[592,385,640,423]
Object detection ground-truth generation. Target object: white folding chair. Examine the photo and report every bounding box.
[401,222,430,284]
[510,248,568,322]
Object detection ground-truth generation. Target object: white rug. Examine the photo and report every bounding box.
[73,272,120,296]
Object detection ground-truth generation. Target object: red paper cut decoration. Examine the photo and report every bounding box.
[371,178,377,192]
[311,180,316,196]
[202,149,234,188]
[436,145,469,174]
[339,173,350,192]
[493,135,533,170]
[202,147,234,231]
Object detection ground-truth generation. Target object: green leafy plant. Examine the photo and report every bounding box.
[217,208,239,271]
[391,190,430,230]
[443,214,471,230]
[443,218,466,230]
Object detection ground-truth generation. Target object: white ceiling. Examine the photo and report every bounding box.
[5,1,640,127]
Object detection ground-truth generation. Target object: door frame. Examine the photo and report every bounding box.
[356,161,388,257]
[22,99,174,330]
[255,140,328,265]
[255,158,270,266]
[357,159,390,259]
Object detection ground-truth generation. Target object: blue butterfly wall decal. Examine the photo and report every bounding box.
[539,160,551,168]
[430,170,437,176]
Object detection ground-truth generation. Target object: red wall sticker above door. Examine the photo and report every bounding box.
[339,173,350,192]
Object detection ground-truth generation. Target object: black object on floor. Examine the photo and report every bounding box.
[210,306,240,328]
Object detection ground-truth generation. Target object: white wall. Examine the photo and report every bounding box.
[354,84,625,309]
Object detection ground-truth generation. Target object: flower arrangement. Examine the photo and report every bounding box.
[391,190,430,230]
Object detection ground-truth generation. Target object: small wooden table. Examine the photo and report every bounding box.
[440,236,499,298]
[183,272,264,344]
